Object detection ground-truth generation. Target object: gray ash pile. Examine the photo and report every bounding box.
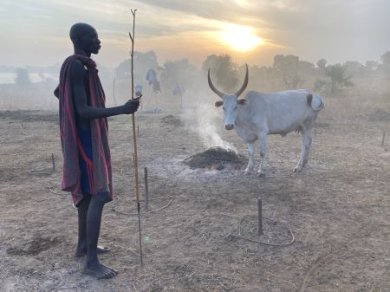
[183,147,247,170]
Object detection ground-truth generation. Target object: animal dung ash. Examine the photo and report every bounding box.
[160,115,183,127]
[183,146,247,170]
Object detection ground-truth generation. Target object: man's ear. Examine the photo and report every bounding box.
[215,101,223,107]
[238,99,247,105]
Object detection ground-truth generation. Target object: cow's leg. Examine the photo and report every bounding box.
[302,128,313,167]
[257,132,268,176]
[244,142,255,174]
[294,127,312,172]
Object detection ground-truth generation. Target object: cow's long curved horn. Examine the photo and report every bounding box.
[235,64,249,97]
[208,69,225,98]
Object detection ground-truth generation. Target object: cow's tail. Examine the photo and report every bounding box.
[306,94,313,107]
[307,93,324,112]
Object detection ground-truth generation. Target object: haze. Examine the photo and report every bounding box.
[1,0,389,68]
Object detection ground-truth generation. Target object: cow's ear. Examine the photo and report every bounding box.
[215,101,223,107]
[238,99,247,105]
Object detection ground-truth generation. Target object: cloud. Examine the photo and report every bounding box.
[1,0,389,67]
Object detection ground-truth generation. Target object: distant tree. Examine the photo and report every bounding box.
[273,54,299,72]
[273,54,303,89]
[282,75,303,89]
[325,64,353,93]
[115,50,159,81]
[316,59,327,71]
[134,51,160,84]
[344,61,365,76]
[15,68,31,86]
[381,51,390,65]
[249,65,278,91]
[298,60,315,74]
[114,51,161,101]
[250,65,273,80]
[381,51,390,67]
[160,59,199,97]
[202,54,239,93]
[313,79,329,92]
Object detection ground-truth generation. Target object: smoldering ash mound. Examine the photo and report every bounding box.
[183,146,247,171]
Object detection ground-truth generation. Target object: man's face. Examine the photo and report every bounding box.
[80,28,101,55]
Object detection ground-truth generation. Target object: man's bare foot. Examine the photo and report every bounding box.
[75,245,110,258]
[82,262,118,280]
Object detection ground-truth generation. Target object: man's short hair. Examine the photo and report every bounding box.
[69,23,95,43]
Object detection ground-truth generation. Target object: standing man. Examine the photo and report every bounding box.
[54,23,139,279]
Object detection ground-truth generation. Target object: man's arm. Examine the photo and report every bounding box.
[71,61,138,119]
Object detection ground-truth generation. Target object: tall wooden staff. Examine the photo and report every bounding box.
[129,8,143,266]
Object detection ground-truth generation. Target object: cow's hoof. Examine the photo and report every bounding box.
[257,171,266,177]
[244,168,254,175]
[293,167,302,173]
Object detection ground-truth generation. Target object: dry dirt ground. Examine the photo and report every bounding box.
[0,93,389,291]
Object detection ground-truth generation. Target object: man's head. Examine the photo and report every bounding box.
[70,23,101,56]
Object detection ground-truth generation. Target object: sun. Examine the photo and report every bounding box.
[219,24,262,52]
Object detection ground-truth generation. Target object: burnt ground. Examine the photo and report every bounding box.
[0,93,389,291]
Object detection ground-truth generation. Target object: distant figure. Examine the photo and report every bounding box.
[173,83,185,108]
[172,83,184,96]
[146,69,161,93]
[53,23,139,279]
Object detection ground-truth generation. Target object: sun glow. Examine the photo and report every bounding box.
[219,24,262,52]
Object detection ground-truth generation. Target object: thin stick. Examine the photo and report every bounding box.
[51,153,56,172]
[129,8,143,266]
[112,78,117,106]
[235,216,295,246]
[257,198,263,236]
[144,167,149,210]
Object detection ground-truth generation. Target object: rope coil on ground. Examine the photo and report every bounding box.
[111,196,175,216]
[232,215,295,247]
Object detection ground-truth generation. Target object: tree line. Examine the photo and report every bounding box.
[2,50,389,110]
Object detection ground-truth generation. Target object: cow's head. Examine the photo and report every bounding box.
[208,64,248,130]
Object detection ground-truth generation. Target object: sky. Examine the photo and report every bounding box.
[1,0,389,68]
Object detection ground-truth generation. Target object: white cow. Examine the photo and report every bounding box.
[208,64,324,175]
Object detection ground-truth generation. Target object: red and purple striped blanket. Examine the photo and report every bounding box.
[58,54,113,205]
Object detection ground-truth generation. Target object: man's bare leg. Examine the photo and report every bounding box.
[82,197,117,279]
[75,195,90,257]
[75,195,110,258]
